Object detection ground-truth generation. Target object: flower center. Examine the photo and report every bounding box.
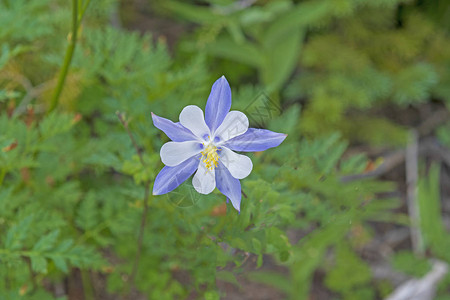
[201,143,220,171]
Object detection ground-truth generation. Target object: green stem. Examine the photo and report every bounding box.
[0,169,6,187]
[81,270,95,300]
[48,0,81,113]
[78,0,92,23]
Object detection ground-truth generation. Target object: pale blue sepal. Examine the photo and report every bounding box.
[215,161,241,212]
[153,154,200,195]
[205,76,232,133]
[151,112,197,142]
[224,128,287,152]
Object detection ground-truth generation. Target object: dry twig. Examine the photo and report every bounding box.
[385,260,448,300]
[405,130,423,254]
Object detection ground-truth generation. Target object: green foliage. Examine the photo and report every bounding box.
[246,271,291,294]
[162,0,307,93]
[1,0,450,299]
[0,0,53,43]
[417,164,450,261]
[277,131,399,299]
[160,0,450,146]
[325,243,373,300]
[391,250,431,278]
[293,4,447,140]
[437,122,450,148]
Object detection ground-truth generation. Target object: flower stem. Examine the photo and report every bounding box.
[116,112,151,294]
[81,270,95,300]
[78,0,92,23]
[0,169,6,187]
[48,0,86,114]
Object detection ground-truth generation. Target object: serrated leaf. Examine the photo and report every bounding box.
[392,63,438,105]
[252,238,262,253]
[216,271,242,289]
[52,256,69,273]
[325,243,371,293]
[32,230,59,252]
[247,271,291,294]
[31,256,47,273]
[39,112,75,139]
[55,239,73,253]
[76,192,98,231]
[256,254,263,268]
[4,215,34,250]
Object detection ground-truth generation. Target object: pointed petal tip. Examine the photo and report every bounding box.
[226,198,240,213]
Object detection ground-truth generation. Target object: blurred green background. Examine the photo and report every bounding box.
[1,0,450,299]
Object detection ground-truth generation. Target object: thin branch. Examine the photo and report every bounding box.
[341,108,450,183]
[417,109,450,137]
[341,138,450,183]
[340,150,405,183]
[80,270,95,300]
[116,112,150,293]
[25,257,38,292]
[385,260,448,300]
[216,0,257,14]
[13,81,53,116]
[405,129,423,255]
[78,0,92,23]
[116,112,145,166]
[130,181,150,281]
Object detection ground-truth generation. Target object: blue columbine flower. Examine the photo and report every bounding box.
[151,76,286,212]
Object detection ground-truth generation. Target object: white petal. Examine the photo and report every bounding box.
[192,161,216,194]
[179,105,210,140]
[160,141,202,167]
[214,111,249,142]
[220,147,253,179]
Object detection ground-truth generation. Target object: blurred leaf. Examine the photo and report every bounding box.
[391,250,431,277]
[325,243,372,294]
[216,271,241,289]
[202,36,263,68]
[247,271,291,294]
[4,215,34,251]
[417,163,450,261]
[392,63,438,105]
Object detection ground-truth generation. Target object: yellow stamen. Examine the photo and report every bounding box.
[201,143,220,171]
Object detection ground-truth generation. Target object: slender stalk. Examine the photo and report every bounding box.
[25,258,38,293]
[0,168,6,187]
[81,270,95,300]
[79,0,92,23]
[406,129,424,255]
[129,181,150,283]
[48,0,82,113]
[116,112,151,293]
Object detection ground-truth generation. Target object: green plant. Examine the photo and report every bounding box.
[1,0,450,299]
